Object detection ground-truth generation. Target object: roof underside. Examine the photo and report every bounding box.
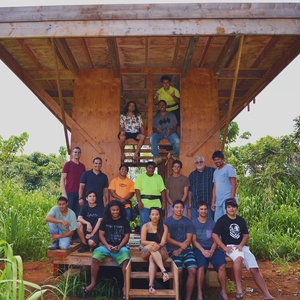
[0,3,300,128]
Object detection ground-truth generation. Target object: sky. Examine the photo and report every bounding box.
[1,0,300,154]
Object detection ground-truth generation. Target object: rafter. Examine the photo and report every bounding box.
[182,36,199,78]
[106,37,120,78]
[80,37,94,68]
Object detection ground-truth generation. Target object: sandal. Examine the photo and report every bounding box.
[149,285,156,294]
[218,293,229,300]
[162,270,170,282]
[236,292,244,300]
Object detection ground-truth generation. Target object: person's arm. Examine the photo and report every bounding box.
[60,173,68,198]
[236,233,249,251]
[99,230,112,250]
[188,191,192,209]
[139,125,145,135]
[46,214,70,229]
[78,183,85,206]
[192,234,211,258]
[166,124,177,136]
[103,188,109,207]
[170,90,180,103]
[89,218,102,236]
[211,183,216,212]
[77,215,93,232]
[230,177,237,198]
[135,189,144,209]
[182,186,189,204]
[166,189,173,205]
[161,189,167,211]
[141,223,156,246]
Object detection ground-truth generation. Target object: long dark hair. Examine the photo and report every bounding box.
[103,200,126,222]
[149,207,164,243]
[121,101,140,117]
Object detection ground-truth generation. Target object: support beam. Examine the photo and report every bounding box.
[182,36,199,78]
[106,37,120,78]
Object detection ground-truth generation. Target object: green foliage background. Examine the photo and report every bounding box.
[1,118,300,262]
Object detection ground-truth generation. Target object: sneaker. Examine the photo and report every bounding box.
[48,241,59,250]
[153,157,163,165]
[172,155,179,160]
[78,244,90,253]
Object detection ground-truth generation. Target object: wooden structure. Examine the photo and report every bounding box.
[1,3,300,178]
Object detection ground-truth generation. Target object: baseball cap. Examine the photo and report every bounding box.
[225,198,238,207]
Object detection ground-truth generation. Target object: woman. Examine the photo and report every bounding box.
[140,207,170,295]
[83,200,131,299]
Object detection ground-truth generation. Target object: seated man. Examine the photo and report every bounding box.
[164,200,197,300]
[46,196,77,250]
[119,101,145,165]
[192,201,228,300]
[150,100,180,165]
[212,198,275,300]
[83,201,131,297]
[77,190,102,252]
[108,164,135,222]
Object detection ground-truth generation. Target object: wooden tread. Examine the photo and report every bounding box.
[130,271,174,279]
[128,289,176,298]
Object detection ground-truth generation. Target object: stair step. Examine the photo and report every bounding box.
[128,289,176,298]
[130,271,174,279]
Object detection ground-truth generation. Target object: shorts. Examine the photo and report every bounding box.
[92,245,130,265]
[169,248,197,271]
[83,225,100,245]
[226,245,258,270]
[193,247,226,272]
[118,132,140,141]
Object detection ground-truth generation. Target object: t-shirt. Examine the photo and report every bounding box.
[120,113,143,133]
[134,173,166,208]
[189,166,215,207]
[108,177,135,208]
[164,216,195,252]
[153,111,178,132]
[62,160,86,193]
[48,206,77,233]
[156,86,180,111]
[80,170,109,210]
[213,214,249,245]
[166,175,190,203]
[79,204,102,226]
[100,217,131,246]
[213,164,236,206]
[192,218,215,249]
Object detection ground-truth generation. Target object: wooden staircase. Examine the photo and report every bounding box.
[125,256,179,300]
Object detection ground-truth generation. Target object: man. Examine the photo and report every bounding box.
[189,155,215,220]
[60,146,85,216]
[154,75,181,129]
[164,200,197,300]
[192,201,228,300]
[108,164,135,222]
[135,161,166,229]
[77,190,102,252]
[150,100,180,165]
[166,160,190,217]
[119,101,145,165]
[46,196,77,250]
[211,150,237,221]
[212,198,275,300]
[79,157,109,216]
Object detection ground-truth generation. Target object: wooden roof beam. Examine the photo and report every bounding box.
[182,36,199,78]
[27,69,75,80]
[80,37,94,68]
[219,69,266,80]
[106,37,120,78]
[172,37,181,68]
[213,36,240,76]
[198,36,214,68]
[53,38,79,75]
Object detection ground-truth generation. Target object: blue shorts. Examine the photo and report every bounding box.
[193,247,226,272]
[169,248,197,271]
[92,245,130,265]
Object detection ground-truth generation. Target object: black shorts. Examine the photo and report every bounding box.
[118,132,140,141]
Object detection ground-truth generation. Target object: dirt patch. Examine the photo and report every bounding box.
[22,260,300,299]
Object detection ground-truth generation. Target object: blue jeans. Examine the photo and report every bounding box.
[67,192,80,217]
[139,207,150,231]
[125,208,131,222]
[48,223,71,250]
[150,132,180,158]
[214,202,226,222]
[191,206,214,221]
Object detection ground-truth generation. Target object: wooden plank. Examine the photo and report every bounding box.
[1,19,300,38]
[128,289,176,297]
[1,3,300,22]
[106,37,120,78]
[47,243,80,259]
[182,36,199,78]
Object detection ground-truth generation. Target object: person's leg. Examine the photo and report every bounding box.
[148,255,157,294]
[139,207,150,231]
[217,264,228,299]
[121,259,129,296]
[182,249,197,300]
[134,133,146,158]
[85,258,101,291]
[183,204,188,217]
[149,251,168,277]
[125,208,131,222]
[167,132,180,158]
[67,192,79,217]
[207,204,214,221]
[167,204,173,217]
[191,208,198,220]
[233,256,244,296]
[47,223,60,249]
[118,132,126,162]
[186,267,196,300]
[150,133,163,158]
[77,222,87,244]
[196,267,205,300]
[214,205,226,222]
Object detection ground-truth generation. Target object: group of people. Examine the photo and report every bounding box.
[45,146,275,300]
[119,75,180,166]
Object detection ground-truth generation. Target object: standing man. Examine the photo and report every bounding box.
[79,157,109,216]
[150,100,180,165]
[154,75,181,131]
[212,198,275,300]
[211,150,237,221]
[46,196,77,250]
[164,200,197,300]
[192,201,228,300]
[108,164,135,222]
[135,161,166,229]
[189,155,215,220]
[166,160,190,217]
[119,101,145,165]
[60,146,85,217]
